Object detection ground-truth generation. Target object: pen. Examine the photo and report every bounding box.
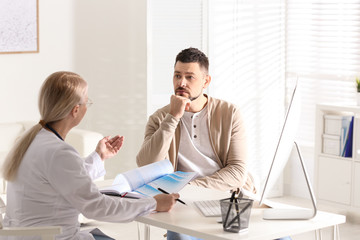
[223,191,236,228]
[225,202,251,229]
[157,187,186,205]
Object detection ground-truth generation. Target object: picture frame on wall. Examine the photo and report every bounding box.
[0,0,39,54]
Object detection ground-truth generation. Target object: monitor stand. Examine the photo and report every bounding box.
[263,141,317,220]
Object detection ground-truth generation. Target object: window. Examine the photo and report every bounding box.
[208,0,286,192]
[286,0,360,147]
[147,0,205,115]
[148,0,360,197]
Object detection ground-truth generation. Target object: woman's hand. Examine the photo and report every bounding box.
[96,135,124,160]
[153,193,180,212]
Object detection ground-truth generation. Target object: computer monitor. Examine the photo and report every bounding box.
[247,83,317,220]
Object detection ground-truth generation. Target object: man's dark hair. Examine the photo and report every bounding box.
[175,47,209,73]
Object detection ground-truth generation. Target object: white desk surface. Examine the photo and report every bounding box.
[91,184,346,240]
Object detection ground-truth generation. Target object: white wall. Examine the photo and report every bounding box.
[72,0,147,177]
[0,0,148,178]
[0,0,75,123]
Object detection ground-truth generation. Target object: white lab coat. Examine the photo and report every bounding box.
[3,129,156,240]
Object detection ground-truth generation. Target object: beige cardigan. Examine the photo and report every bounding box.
[136,95,255,192]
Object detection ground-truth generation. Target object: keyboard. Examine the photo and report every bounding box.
[193,199,221,217]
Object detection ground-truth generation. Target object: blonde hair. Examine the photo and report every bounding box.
[2,71,87,181]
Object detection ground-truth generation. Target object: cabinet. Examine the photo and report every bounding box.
[315,104,360,209]
[355,162,360,208]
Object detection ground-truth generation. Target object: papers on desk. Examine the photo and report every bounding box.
[100,159,197,198]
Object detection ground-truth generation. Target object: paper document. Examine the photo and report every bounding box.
[100,159,197,198]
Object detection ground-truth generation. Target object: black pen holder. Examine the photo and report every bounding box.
[220,197,253,233]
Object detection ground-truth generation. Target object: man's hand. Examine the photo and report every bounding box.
[95,135,124,161]
[153,193,180,212]
[169,95,191,120]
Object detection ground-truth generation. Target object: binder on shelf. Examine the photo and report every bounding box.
[342,116,354,158]
[355,117,360,160]
[340,116,352,156]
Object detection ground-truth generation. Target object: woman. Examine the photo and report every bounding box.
[1,71,179,240]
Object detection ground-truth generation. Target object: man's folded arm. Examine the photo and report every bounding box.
[136,113,179,167]
[189,160,251,192]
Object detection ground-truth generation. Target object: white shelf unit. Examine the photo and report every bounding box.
[315,104,360,210]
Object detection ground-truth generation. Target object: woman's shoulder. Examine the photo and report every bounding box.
[33,129,79,160]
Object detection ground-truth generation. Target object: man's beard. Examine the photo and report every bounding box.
[189,92,202,101]
[176,87,202,101]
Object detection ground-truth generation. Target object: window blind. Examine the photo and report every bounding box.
[208,0,286,192]
[147,0,205,116]
[286,0,360,147]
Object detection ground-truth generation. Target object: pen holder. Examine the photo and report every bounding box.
[220,198,253,233]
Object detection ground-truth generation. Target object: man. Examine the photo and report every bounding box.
[137,47,254,193]
[136,47,290,240]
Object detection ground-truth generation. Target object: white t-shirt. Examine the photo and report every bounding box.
[177,106,220,177]
[3,129,156,240]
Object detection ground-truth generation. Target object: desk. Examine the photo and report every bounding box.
[92,184,346,240]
